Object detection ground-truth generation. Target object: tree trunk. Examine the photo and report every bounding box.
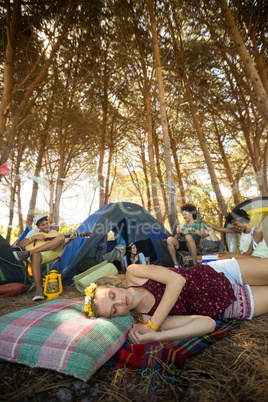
[213,49,268,196]
[182,74,228,216]
[236,0,268,94]
[153,133,169,218]
[6,179,16,243]
[212,117,241,205]
[248,31,268,94]
[54,112,69,224]
[241,118,267,195]
[140,144,152,211]
[263,139,268,194]
[89,187,97,216]
[17,176,24,235]
[217,0,268,123]
[98,52,108,209]
[169,133,186,205]
[104,133,114,205]
[49,181,54,224]
[147,0,177,230]
[26,118,50,225]
[54,177,63,225]
[0,3,77,166]
[128,2,163,222]
[144,87,163,222]
[126,163,146,209]
[0,0,20,137]
[98,136,105,208]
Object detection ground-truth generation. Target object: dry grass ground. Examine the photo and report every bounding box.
[0,275,268,402]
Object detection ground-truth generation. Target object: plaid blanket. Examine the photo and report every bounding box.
[112,319,240,377]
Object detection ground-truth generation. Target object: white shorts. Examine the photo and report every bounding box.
[207,258,243,285]
[207,258,254,319]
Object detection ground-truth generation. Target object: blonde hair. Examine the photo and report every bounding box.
[130,309,144,323]
[91,284,144,323]
[90,285,113,318]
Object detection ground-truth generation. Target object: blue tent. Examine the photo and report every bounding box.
[12,225,32,246]
[61,202,173,285]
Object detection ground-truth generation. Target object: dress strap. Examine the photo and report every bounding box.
[250,227,258,249]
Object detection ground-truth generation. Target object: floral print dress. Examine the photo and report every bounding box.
[136,265,236,319]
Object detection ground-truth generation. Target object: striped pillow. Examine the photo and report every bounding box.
[0,300,134,381]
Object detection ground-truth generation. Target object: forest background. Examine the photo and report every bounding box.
[0,0,267,244]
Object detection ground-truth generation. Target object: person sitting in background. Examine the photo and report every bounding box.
[167,204,207,267]
[121,242,146,271]
[13,214,76,302]
[202,209,268,259]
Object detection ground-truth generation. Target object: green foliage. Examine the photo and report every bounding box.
[0,226,20,245]
[0,0,266,229]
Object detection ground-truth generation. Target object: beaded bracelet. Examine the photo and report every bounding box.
[148,319,159,331]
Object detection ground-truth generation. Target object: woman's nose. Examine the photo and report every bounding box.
[117,297,124,305]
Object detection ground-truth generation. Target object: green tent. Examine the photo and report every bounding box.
[0,235,30,285]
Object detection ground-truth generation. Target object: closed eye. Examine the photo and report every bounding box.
[108,290,115,300]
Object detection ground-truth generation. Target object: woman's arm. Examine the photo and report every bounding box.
[139,253,146,265]
[251,228,263,247]
[127,264,186,331]
[127,315,216,344]
[120,254,126,271]
[202,220,236,233]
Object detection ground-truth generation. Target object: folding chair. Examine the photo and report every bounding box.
[27,256,62,293]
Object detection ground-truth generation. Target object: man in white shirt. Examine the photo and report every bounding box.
[13,214,75,301]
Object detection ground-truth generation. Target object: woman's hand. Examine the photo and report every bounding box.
[126,264,186,330]
[218,250,233,259]
[133,254,139,263]
[127,323,158,344]
[128,315,216,344]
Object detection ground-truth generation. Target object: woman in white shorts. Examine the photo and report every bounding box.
[83,258,268,344]
[208,258,255,320]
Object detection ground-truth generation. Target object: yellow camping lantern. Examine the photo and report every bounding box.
[44,270,63,300]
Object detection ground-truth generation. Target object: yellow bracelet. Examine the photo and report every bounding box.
[30,237,32,242]
[148,319,159,331]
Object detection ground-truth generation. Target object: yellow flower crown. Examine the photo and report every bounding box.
[84,283,97,318]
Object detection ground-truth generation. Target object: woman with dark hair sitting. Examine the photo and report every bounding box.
[121,242,146,270]
[203,209,268,259]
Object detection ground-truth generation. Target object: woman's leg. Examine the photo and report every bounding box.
[219,252,258,260]
[251,286,268,317]
[237,258,268,285]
